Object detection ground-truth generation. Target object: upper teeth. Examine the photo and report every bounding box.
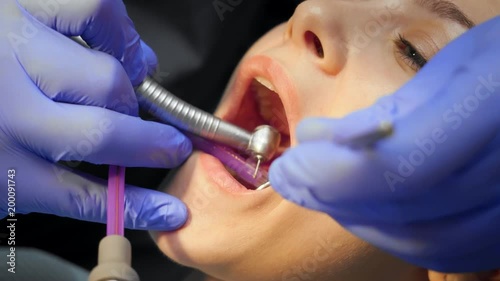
[253,78,289,136]
[251,78,290,137]
[255,77,276,92]
[253,79,275,125]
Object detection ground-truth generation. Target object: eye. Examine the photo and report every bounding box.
[395,34,428,72]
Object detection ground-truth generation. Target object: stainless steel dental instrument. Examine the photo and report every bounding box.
[72,36,281,176]
[255,121,394,191]
[136,79,281,177]
[336,121,393,149]
[256,181,271,191]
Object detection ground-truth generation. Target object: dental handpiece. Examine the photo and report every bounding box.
[71,36,281,174]
[135,77,281,174]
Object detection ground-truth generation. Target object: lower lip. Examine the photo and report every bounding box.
[198,152,264,195]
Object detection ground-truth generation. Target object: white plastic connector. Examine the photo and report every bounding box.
[88,235,139,281]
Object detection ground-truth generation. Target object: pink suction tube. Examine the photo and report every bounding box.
[188,134,269,189]
[107,165,125,236]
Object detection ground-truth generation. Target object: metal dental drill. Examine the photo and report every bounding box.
[136,77,281,176]
[72,37,281,177]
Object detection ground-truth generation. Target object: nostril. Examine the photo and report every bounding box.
[304,31,324,58]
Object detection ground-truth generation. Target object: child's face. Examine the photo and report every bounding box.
[152,1,499,280]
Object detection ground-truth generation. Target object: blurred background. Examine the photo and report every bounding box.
[0,1,298,280]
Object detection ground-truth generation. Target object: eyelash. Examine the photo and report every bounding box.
[395,34,428,71]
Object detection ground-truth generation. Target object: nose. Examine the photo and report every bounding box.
[288,0,349,75]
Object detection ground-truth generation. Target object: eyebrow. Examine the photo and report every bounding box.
[415,0,475,29]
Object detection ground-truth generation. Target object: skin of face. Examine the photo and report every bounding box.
[151,1,500,281]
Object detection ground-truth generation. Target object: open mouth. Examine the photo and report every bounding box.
[231,77,291,164]
[216,59,292,190]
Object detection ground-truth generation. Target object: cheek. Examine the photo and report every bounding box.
[291,72,378,120]
[296,55,411,120]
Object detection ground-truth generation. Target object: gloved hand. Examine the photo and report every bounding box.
[0,0,192,231]
[270,16,500,272]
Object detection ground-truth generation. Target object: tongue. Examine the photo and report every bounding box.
[188,134,269,189]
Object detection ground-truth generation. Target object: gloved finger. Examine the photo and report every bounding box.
[269,141,373,214]
[296,117,392,144]
[7,17,139,116]
[140,40,159,76]
[4,66,191,168]
[45,103,192,168]
[18,0,148,86]
[272,127,499,228]
[0,154,188,231]
[297,16,499,143]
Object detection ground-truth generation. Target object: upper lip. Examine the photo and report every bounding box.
[216,55,296,143]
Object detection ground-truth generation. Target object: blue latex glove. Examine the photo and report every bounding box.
[0,0,192,230]
[270,16,500,272]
